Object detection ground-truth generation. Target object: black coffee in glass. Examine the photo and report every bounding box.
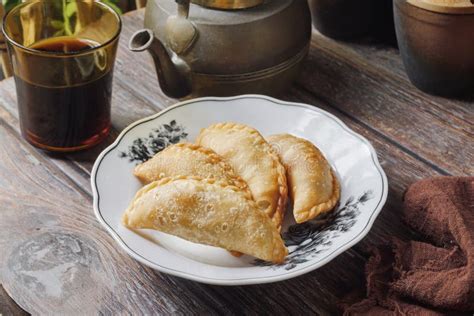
[15,37,113,150]
[3,1,121,152]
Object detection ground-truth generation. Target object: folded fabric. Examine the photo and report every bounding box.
[344,177,474,315]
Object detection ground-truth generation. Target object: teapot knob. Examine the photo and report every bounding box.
[176,0,190,18]
[166,0,197,54]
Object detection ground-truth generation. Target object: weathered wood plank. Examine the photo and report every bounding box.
[0,83,350,315]
[0,42,439,253]
[0,81,348,313]
[337,35,473,119]
[113,11,443,250]
[0,9,469,315]
[298,31,473,176]
[0,71,162,192]
[119,11,473,176]
[286,88,437,251]
[0,79,443,315]
[0,125,348,315]
[0,51,358,316]
[0,113,256,315]
[0,91,349,314]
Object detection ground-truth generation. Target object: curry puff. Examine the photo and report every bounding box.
[196,123,288,230]
[122,176,288,263]
[268,134,340,223]
[134,143,248,192]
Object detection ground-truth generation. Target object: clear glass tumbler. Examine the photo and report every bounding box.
[3,0,121,152]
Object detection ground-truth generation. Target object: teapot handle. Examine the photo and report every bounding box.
[166,0,196,54]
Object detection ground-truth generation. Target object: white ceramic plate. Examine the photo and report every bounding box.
[91,95,388,285]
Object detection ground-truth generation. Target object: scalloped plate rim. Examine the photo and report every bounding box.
[91,94,388,286]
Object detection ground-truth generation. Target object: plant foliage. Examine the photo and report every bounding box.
[2,0,122,14]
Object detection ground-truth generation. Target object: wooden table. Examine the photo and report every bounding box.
[0,10,472,315]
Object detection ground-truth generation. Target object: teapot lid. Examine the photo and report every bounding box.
[191,0,264,10]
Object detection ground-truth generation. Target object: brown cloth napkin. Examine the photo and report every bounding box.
[344,177,474,315]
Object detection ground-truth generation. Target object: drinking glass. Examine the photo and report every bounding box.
[3,0,121,152]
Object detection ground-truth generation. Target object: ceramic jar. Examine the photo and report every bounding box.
[394,0,474,97]
[308,0,396,42]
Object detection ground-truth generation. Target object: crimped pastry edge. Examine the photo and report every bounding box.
[122,175,254,229]
[196,122,288,231]
[295,169,340,223]
[268,134,341,224]
[134,143,250,192]
[122,175,287,263]
[140,175,253,200]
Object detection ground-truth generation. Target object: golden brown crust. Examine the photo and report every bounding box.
[122,176,287,263]
[274,163,288,231]
[268,134,340,223]
[302,169,340,222]
[129,175,253,200]
[134,143,249,192]
[196,123,288,230]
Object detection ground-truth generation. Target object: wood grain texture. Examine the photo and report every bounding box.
[0,9,472,315]
[0,95,346,314]
[0,108,275,315]
[298,31,473,176]
[112,12,450,250]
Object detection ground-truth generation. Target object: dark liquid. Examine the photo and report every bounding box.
[31,37,97,54]
[16,37,112,152]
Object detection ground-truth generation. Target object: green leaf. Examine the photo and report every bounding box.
[3,0,123,15]
[65,2,77,18]
[53,29,65,37]
[62,0,72,36]
[2,0,21,12]
[102,0,122,14]
[50,20,65,30]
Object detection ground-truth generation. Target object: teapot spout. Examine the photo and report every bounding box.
[129,29,191,98]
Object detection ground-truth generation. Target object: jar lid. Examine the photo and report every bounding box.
[191,0,264,10]
[407,0,474,14]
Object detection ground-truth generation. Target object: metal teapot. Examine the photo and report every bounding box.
[129,0,311,98]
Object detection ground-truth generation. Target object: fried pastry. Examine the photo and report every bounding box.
[268,134,340,223]
[134,143,248,192]
[122,176,288,263]
[196,123,288,230]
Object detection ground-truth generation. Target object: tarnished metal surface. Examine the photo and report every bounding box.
[191,0,264,10]
[130,0,311,97]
